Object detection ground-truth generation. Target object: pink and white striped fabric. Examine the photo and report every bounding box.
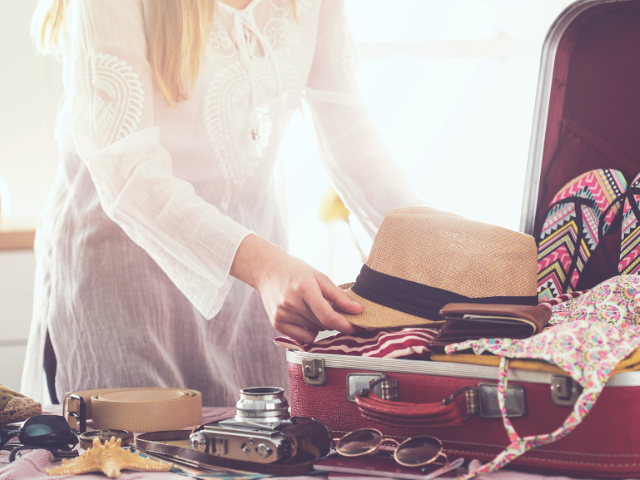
[539,290,587,308]
[274,328,439,359]
[273,292,588,360]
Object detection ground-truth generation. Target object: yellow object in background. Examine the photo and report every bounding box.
[318,186,350,224]
[317,186,366,281]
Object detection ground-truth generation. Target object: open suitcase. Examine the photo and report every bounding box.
[288,1,640,477]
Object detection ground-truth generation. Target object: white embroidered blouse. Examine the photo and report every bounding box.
[22,0,422,405]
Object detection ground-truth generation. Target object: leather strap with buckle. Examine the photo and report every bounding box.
[63,388,202,433]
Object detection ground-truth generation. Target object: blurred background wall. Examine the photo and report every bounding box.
[0,0,62,394]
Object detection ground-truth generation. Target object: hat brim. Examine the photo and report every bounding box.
[338,283,445,329]
[0,399,42,425]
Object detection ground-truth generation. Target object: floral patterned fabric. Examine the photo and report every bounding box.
[549,275,640,328]
[446,275,640,479]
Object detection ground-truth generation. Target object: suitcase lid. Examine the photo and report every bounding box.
[521,0,640,289]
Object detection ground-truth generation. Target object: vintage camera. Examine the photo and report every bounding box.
[189,387,331,464]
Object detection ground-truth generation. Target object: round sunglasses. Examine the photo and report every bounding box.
[335,428,448,468]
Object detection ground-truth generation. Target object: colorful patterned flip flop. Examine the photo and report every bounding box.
[620,173,640,274]
[536,169,627,301]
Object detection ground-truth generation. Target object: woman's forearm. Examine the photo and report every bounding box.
[230,233,282,289]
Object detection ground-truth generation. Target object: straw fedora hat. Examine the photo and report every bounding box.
[339,207,539,329]
[0,384,42,425]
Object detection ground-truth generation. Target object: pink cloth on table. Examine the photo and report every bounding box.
[0,449,179,480]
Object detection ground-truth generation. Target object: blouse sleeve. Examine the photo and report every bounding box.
[66,0,252,319]
[304,0,425,238]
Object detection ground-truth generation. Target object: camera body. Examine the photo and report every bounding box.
[190,417,298,463]
[189,387,331,464]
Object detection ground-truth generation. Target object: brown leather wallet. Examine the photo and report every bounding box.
[429,303,552,353]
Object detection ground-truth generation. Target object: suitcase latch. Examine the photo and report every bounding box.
[443,384,526,420]
[346,374,399,401]
[551,375,581,406]
[301,358,327,386]
[477,383,526,419]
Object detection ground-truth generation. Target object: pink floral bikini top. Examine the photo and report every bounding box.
[445,275,640,479]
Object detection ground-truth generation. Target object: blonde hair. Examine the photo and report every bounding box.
[32,0,293,107]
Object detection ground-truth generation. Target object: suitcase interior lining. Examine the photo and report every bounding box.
[534,2,640,290]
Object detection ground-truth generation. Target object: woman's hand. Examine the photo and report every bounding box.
[230,234,363,343]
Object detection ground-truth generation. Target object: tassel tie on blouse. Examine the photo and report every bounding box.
[230,9,283,140]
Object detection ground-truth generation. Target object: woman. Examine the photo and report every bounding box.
[22,0,422,406]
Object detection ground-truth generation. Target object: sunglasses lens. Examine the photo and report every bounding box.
[337,429,383,456]
[395,436,442,466]
[23,416,69,437]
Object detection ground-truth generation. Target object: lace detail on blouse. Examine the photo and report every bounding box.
[207,20,236,59]
[207,0,313,60]
[73,53,144,153]
[203,0,312,207]
[263,0,313,51]
[338,15,359,92]
[204,59,299,208]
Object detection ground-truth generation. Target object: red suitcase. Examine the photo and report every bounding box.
[289,1,640,477]
[288,350,640,477]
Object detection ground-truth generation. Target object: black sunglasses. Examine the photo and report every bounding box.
[0,415,79,462]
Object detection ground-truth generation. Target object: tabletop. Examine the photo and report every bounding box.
[0,406,617,480]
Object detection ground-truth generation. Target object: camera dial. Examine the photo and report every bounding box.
[189,432,208,453]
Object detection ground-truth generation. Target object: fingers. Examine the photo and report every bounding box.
[277,293,325,330]
[276,322,319,345]
[301,279,360,334]
[277,309,325,331]
[316,274,364,315]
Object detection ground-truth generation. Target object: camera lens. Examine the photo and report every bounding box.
[235,387,290,424]
[241,387,283,396]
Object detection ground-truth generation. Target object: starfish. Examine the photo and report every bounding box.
[46,437,173,478]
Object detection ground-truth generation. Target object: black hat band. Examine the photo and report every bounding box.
[350,264,539,321]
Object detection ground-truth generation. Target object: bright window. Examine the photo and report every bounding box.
[282,0,575,286]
